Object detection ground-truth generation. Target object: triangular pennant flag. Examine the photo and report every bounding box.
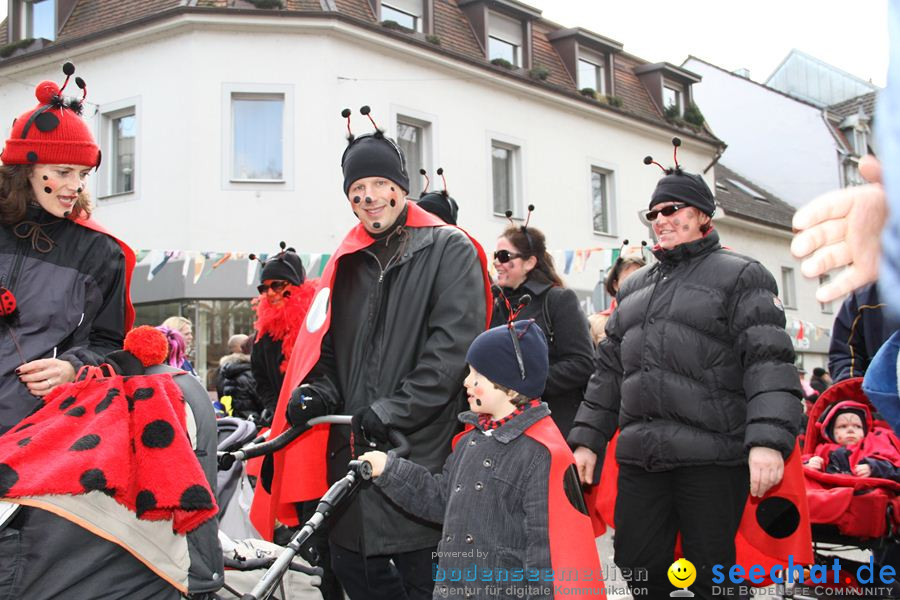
[212,252,232,269]
[563,250,575,275]
[135,250,150,263]
[247,257,259,287]
[146,250,169,281]
[318,254,332,276]
[307,254,322,277]
[574,249,586,273]
[182,252,193,278]
[193,253,207,284]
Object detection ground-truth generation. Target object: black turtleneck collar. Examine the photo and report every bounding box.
[652,229,721,265]
[369,203,409,242]
[501,277,552,302]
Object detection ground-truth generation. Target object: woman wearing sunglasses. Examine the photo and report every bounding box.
[250,247,318,423]
[491,224,594,438]
[568,165,803,599]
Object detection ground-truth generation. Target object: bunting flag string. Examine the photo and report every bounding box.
[133,250,333,282]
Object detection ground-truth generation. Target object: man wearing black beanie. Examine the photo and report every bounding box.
[569,142,803,600]
[255,114,492,600]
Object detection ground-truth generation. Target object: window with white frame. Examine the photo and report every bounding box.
[24,0,56,40]
[663,84,683,115]
[578,52,606,94]
[591,167,614,234]
[110,111,135,195]
[781,267,797,309]
[819,275,833,313]
[381,0,422,31]
[396,116,431,197]
[491,141,519,216]
[488,11,522,66]
[98,102,137,199]
[231,93,284,181]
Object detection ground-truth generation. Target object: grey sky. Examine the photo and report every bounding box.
[529,0,888,87]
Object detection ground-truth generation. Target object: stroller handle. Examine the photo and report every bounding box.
[223,415,411,465]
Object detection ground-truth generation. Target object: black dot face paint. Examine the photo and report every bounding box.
[77,188,82,194]
[475,399,482,406]
[43,186,52,194]
[390,187,395,192]
[389,200,396,207]
[42,175,48,181]
[365,196,373,204]
[372,222,381,229]
[353,196,361,204]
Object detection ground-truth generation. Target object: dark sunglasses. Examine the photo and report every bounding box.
[644,203,689,222]
[493,250,523,264]
[257,280,289,294]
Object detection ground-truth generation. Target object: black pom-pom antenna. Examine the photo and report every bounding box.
[643,137,683,175]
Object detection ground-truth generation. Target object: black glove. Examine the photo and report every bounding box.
[352,406,389,445]
[286,386,328,427]
[104,350,145,376]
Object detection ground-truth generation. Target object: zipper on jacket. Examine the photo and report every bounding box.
[5,237,28,294]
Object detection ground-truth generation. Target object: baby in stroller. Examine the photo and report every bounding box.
[805,400,900,481]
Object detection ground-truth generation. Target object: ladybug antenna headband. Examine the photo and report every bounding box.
[504,204,536,255]
[643,137,683,175]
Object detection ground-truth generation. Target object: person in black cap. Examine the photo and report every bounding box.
[250,244,316,420]
[416,168,459,225]
[568,137,802,600]
[269,107,492,600]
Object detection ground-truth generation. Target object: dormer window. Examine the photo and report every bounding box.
[663,84,683,116]
[577,50,606,94]
[488,11,523,66]
[381,0,422,32]
[24,0,56,41]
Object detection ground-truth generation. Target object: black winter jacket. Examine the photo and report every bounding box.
[568,231,802,471]
[216,353,261,419]
[251,334,284,415]
[0,207,127,432]
[490,280,594,437]
[305,224,487,555]
[828,283,895,382]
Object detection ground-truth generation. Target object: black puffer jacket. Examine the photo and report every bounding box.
[0,207,127,433]
[568,231,802,470]
[305,223,487,556]
[491,280,594,437]
[216,353,261,419]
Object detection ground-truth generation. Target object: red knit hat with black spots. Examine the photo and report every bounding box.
[1,62,101,168]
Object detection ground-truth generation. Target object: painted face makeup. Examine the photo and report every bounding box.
[493,236,534,290]
[651,202,707,250]
[463,366,517,420]
[28,164,91,219]
[347,176,406,234]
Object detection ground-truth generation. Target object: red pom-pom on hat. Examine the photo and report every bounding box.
[35,81,60,104]
[123,326,169,367]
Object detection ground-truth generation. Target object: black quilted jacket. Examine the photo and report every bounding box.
[568,230,802,471]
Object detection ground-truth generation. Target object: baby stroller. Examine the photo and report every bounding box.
[217,415,410,600]
[787,377,900,598]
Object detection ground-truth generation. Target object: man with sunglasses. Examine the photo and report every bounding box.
[568,167,802,599]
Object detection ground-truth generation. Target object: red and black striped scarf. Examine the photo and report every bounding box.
[476,399,541,432]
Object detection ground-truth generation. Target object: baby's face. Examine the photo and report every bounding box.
[833,412,864,446]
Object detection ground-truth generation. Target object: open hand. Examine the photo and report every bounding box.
[749,446,784,498]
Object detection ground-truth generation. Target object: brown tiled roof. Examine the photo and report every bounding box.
[613,53,663,122]
[715,163,794,231]
[0,1,723,146]
[531,22,573,88]
[828,91,878,121]
[60,0,180,40]
[334,0,375,22]
[434,0,483,57]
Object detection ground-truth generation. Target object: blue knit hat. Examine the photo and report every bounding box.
[466,320,549,398]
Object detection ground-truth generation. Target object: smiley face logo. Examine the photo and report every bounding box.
[667,558,696,589]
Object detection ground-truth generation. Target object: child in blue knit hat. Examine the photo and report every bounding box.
[361,320,603,599]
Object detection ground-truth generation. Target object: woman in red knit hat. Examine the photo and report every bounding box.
[0,62,134,434]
